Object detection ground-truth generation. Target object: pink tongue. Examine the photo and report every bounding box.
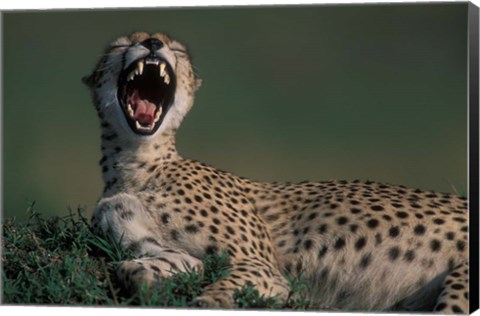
[134,99,156,125]
[130,90,156,126]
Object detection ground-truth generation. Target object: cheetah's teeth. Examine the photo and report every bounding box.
[127,103,134,117]
[154,108,162,122]
[137,61,144,75]
[160,62,166,77]
[127,71,135,82]
[164,73,170,85]
[145,59,160,65]
[135,120,155,131]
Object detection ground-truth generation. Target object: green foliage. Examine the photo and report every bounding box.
[136,251,232,306]
[2,204,311,309]
[232,274,314,310]
[234,286,282,309]
[2,203,119,305]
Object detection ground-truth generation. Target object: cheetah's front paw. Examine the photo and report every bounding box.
[192,291,235,309]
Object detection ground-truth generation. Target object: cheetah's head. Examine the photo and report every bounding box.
[83,32,201,138]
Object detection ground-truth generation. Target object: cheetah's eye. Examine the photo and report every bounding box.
[117,56,176,135]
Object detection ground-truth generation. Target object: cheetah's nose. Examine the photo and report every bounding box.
[141,38,164,52]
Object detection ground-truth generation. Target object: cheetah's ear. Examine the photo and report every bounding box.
[82,73,95,88]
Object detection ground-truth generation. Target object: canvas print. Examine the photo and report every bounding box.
[2,2,478,314]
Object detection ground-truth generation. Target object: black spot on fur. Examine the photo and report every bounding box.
[456,240,466,251]
[430,239,441,252]
[371,205,384,212]
[350,224,359,233]
[366,219,379,229]
[170,229,179,241]
[142,236,160,246]
[355,237,367,251]
[451,283,465,290]
[337,216,348,225]
[205,245,218,255]
[318,245,328,258]
[359,253,371,269]
[350,208,362,214]
[451,305,464,313]
[334,238,346,250]
[304,239,313,250]
[388,246,400,261]
[433,218,445,225]
[317,224,328,234]
[404,250,415,262]
[226,226,235,235]
[296,261,303,273]
[185,224,199,234]
[414,224,426,235]
[161,213,170,224]
[382,214,392,221]
[120,210,134,220]
[308,213,318,220]
[389,226,400,238]
[446,232,455,240]
[209,225,219,234]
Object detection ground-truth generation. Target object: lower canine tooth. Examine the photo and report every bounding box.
[164,74,170,85]
[135,121,142,129]
[127,104,134,117]
[154,109,162,122]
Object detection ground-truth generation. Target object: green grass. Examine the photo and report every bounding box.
[2,202,313,309]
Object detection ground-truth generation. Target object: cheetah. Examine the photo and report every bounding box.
[83,32,469,313]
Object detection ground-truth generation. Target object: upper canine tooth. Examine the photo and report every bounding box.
[137,61,144,75]
[160,63,166,77]
[164,73,170,85]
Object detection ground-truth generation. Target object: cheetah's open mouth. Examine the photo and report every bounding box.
[117,56,176,135]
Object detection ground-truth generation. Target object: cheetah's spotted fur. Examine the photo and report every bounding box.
[84,32,469,312]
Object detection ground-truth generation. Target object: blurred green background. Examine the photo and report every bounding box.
[3,3,468,220]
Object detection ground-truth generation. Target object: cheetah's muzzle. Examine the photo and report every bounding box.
[117,56,176,135]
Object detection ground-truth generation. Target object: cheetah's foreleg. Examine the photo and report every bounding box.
[91,193,203,292]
